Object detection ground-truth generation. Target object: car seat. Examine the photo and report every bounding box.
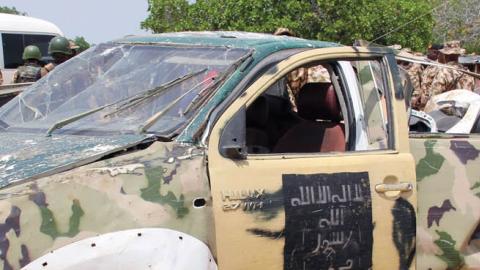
[273,82,346,153]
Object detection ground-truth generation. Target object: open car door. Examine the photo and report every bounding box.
[208,47,417,270]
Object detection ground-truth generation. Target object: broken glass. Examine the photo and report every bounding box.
[0,43,249,136]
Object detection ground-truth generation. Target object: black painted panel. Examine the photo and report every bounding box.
[283,172,373,270]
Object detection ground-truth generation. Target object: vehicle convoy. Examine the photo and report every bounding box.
[0,32,479,270]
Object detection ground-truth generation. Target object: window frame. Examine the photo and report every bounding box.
[337,57,394,151]
[237,55,396,159]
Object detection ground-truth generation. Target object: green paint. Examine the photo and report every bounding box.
[470,181,480,190]
[140,167,189,218]
[38,200,85,240]
[67,199,84,237]
[434,230,464,269]
[471,181,480,198]
[38,206,59,239]
[416,140,445,182]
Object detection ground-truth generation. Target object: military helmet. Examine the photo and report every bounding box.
[22,45,42,61]
[48,36,72,55]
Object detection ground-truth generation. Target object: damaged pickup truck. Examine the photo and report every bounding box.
[0,32,478,270]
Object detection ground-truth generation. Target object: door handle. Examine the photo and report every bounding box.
[375,182,413,193]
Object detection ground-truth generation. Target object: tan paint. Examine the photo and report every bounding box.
[208,47,417,270]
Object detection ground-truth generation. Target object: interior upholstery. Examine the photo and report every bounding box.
[273,82,346,153]
[297,82,342,121]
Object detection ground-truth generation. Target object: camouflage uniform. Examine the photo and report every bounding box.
[407,63,424,109]
[420,63,475,108]
[286,65,330,97]
[13,63,43,83]
[286,65,331,111]
[419,65,439,109]
[419,41,475,109]
[430,62,475,95]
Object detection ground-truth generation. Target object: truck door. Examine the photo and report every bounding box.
[208,47,417,270]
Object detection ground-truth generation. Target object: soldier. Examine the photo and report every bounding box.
[419,41,475,110]
[426,44,444,62]
[69,40,80,57]
[397,49,425,109]
[12,45,47,83]
[44,36,73,73]
[273,28,331,110]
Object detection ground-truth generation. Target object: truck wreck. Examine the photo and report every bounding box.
[0,32,479,270]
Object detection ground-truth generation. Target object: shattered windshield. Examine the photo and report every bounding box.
[0,43,249,136]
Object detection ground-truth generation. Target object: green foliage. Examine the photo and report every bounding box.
[73,36,91,53]
[142,0,434,51]
[0,6,27,15]
[431,0,480,54]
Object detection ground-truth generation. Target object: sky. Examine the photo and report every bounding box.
[2,0,151,44]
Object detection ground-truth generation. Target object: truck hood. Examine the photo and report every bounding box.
[0,132,153,188]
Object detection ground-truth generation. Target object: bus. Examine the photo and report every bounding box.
[0,13,63,84]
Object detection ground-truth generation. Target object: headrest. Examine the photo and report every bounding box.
[247,95,269,127]
[297,82,342,122]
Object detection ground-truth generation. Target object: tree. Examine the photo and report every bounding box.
[72,36,91,53]
[0,6,27,15]
[141,0,435,51]
[432,0,480,53]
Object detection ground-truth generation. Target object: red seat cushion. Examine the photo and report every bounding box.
[273,121,345,153]
[272,82,346,153]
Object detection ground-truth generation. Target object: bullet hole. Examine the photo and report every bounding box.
[42,262,48,267]
[179,236,183,240]
[193,198,207,208]
[137,233,142,237]
[91,243,96,247]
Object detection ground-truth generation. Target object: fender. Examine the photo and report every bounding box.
[22,228,217,270]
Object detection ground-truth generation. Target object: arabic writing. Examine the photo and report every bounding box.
[283,172,373,270]
[290,184,365,206]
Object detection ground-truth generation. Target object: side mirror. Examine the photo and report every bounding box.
[219,106,247,159]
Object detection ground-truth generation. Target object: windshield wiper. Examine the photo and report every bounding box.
[138,51,254,133]
[103,68,207,118]
[138,73,221,133]
[45,68,207,136]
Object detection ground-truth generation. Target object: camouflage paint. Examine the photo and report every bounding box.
[415,140,445,182]
[140,167,189,218]
[0,142,212,269]
[434,230,464,269]
[411,137,480,269]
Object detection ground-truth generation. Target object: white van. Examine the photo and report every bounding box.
[0,13,63,84]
